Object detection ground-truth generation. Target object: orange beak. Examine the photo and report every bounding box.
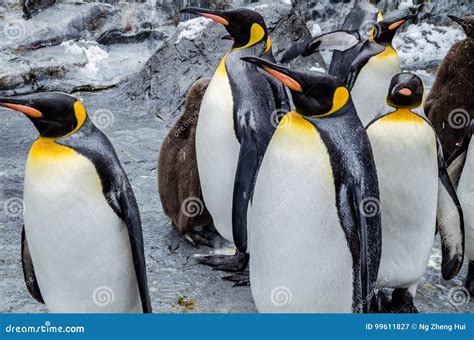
[0,102,43,118]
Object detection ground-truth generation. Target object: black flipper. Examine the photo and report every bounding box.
[436,138,465,280]
[345,40,384,90]
[58,120,152,313]
[352,185,370,313]
[21,226,44,304]
[280,30,361,64]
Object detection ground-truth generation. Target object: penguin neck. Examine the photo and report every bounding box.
[231,36,270,58]
[383,108,425,123]
[37,116,90,143]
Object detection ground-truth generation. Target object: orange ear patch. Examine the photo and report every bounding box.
[0,103,43,118]
[263,67,303,92]
[199,13,229,26]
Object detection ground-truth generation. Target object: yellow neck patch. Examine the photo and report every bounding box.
[215,50,230,76]
[313,86,350,118]
[235,23,266,50]
[264,35,272,54]
[275,111,315,138]
[376,46,397,58]
[380,108,425,124]
[28,137,76,163]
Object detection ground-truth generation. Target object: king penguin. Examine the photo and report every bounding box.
[179,8,290,271]
[365,73,464,312]
[447,121,474,296]
[329,0,382,81]
[240,56,382,313]
[346,10,416,126]
[425,15,474,158]
[0,93,152,313]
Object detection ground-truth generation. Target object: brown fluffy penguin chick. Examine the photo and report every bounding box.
[425,15,474,159]
[158,78,213,236]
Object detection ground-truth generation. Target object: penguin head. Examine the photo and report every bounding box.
[371,10,415,46]
[242,56,350,118]
[386,72,424,109]
[449,15,474,37]
[0,92,87,138]
[180,7,269,49]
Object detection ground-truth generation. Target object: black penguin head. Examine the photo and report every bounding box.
[241,56,350,118]
[0,92,87,138]
[180,7,269,49]
[371,10,416,46]
[386,72,424,109]
[449,15,474,37]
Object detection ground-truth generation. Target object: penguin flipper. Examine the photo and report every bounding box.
[21,225,44,304]
[345,40,384,90]
[351,185,370,313]
[436,139,465,280]
[116,181,153,313]
[232,127,259,253]
[280,30,361,64]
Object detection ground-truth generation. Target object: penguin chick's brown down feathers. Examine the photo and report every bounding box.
[158,78,213,234]
[425,16,474,159]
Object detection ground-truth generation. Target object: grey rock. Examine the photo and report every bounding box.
[20,0,56,19]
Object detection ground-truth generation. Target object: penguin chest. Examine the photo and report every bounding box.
[457,138,474,260]
[248,113,354,313]
[367,116,438,288]
[352,51,400,126]
[23,139,141,313]
[196,64,240,242]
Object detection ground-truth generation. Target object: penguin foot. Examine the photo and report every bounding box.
[390,288,419,313]
[464,260,474,296]
[198,251,249,272]
[222,271,250,287]
[185,225,218,248]
[369,291,391,313]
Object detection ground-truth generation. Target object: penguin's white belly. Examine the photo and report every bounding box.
[367,118,438,288]
[23,143,141,313]
[351,53,400,126]
[196,68,239,243]
[457,138,474,260]
[248,115,354,313]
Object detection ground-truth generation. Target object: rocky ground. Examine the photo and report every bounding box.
[0,0,473,313]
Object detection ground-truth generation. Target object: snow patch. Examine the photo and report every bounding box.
[176,17,211,44]
[310,66,326,73]
[61,40,109,75]
[394,23,464,68]
[310,22,322,36]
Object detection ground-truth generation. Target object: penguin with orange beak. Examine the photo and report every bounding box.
[179,8,290,275]
[0,93,151,313]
